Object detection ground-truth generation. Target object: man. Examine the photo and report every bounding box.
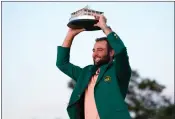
[56,14,132,119]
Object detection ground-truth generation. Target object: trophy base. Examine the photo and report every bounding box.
[67,19,101,31]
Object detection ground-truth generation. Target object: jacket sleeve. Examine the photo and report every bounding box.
[107,32,131,99]
[56,46,83,82]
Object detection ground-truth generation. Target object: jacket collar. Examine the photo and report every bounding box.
[88,61,113,86]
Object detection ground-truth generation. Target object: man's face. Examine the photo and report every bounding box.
[92,40,110,67]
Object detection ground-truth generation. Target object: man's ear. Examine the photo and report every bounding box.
[110,49,115,58]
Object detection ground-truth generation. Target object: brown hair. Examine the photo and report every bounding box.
[95,37,112,51]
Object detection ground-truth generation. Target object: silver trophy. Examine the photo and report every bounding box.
[67,5,103,31]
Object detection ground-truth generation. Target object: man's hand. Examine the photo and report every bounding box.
[62,28,85,48]
[67,28,85,37]
[93,14,108,30]
[93,14,112,35]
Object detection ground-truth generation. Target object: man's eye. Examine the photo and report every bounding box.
[98,49,103,51]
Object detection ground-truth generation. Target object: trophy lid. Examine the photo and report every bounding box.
[70,5,103,17]
[68,5,103,31]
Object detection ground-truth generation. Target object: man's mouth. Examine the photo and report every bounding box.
[95,57,101,62]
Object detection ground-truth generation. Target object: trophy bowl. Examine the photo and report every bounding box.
[67,6,103,31]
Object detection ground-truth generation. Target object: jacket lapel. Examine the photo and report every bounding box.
[80,61,113,94]
[67,62,113,107]
[80,65,98,94]
[95,62,113,87]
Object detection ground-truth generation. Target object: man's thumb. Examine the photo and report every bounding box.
[94,24,98,27]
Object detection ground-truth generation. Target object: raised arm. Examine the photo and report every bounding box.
[56,28,85,82]
[107,31,131,98]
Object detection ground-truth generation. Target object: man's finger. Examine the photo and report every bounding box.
[93,23,99,27]
[79,28,85,32]
[92,13,100,19]
[93,15,98,20]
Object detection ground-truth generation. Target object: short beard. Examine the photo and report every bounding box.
[94,54,110,67]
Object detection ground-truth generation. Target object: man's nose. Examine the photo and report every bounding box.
[93,51,98,57]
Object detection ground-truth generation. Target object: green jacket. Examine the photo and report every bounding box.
[56,32,132,119]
